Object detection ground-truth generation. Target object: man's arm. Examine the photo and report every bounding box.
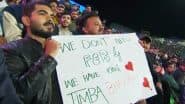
[0,49,22,104]
[2,39,59,102]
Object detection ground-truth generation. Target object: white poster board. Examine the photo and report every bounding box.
[53,33,156,104]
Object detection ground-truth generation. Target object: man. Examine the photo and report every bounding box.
[69,10,79,33]
[1,1,62,104]
[82,4,92,15]
[57,3,65,18]
[139,36,164,104]
[71,4,79,12]
[162,61,180,104]
[0,48,22,104]
[78,12,104,34]
[2,0,59,42]
[59,12,72,35]
[139,36,151,52]
[2,0,23,42]
[173,59,185,104]
[49,0,59,25]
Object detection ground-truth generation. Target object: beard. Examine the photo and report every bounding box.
[30,20,56,39]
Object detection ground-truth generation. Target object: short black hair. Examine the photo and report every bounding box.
[78,12,99,32]
[140,36,152,44]
[23,0,50,17]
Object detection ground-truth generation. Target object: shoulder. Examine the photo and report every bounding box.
[3,4,22,22]
[3,4,22,13]
[0,38,30,53]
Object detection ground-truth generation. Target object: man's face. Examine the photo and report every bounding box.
[29,4,55,38]
[144,42,151,50]
[86,6,92,12]
[49,2,58,15]
[167,64,176,73]
[83,16,104,34]
[71,11,79,20]
[57,5,65,14]
[140,41,150,51]
[60,14,71,27]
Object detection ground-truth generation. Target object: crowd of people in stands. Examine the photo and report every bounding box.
[0,0,184,104]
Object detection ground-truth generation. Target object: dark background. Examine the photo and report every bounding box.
[75,0,185,38]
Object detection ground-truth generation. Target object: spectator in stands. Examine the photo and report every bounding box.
[161,61,180,104]
[2,0,24,42]
[56,3,65,18]
[173,60,185,104]
[59,12,72,35]
[139,36,152,52]
[82,4,92,15]
[2,0,59,43]
[77,12,104,34]
[63,0,71,12]
[139,36,164,104]
[0,48,22,104]
[71,4,80,12]
[69,10,79,33]
[1,1,62,103]
[49,0,59,25]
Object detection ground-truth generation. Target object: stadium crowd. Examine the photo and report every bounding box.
[0,0,184,104]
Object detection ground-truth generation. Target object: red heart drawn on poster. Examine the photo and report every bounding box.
[125,61,134,71]
[143,77,151,90]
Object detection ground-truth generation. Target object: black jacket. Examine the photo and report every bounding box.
[0,48,22,104]
[1,37,62,104]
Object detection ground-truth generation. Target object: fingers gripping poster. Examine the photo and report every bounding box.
[53,33,156,104]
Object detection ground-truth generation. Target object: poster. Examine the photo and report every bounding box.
[53,33,156,104]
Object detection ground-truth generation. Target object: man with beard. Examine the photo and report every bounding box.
[1,1,62,104]
[69,10,80,33]
[58,12,72,35]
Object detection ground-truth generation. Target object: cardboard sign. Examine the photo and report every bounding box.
[53,33,156,104]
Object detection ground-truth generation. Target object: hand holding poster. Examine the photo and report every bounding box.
[53,33,156,104]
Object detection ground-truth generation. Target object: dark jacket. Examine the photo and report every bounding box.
[0,48,22,104]
[145,52,164,104]
[161,73,180,104]
[173,69,185,104]
[1,37,62,104]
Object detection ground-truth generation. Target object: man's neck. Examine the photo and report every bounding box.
[28,32,46,48]
[61,26,69,30]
